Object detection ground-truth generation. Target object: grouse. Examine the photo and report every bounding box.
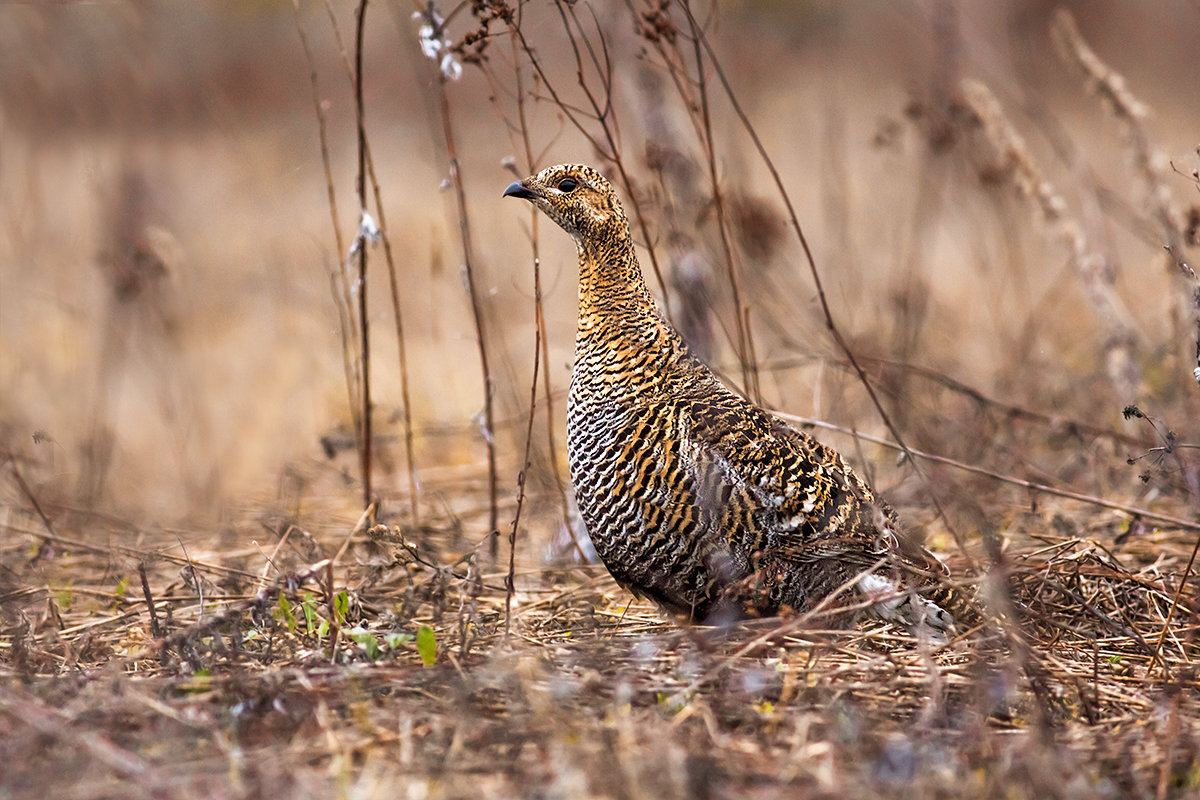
[504,163,957,637]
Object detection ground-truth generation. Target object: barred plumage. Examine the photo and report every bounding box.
[505,164,958,637]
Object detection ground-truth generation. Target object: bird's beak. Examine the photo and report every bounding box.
[503,181,537,200]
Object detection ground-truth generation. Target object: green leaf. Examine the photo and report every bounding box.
[384,632,412,650]
[301,592,320,635]
[275,594,297,633]
[362,638,381,660]
[417,625,436,666]
[334,591,350,626]
[114,576,128,598]
[347,626,381,660]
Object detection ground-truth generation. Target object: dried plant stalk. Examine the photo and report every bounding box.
[311,0,421,518]
[1050,8,1200,388]
[959,78,1141,400]
[508,4,674,317]
[353,0,374,508]
[293,0,363,461]
[433,79,499,555]
[507,33,579,559]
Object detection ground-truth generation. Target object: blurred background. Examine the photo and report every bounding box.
[2,0,1197,550]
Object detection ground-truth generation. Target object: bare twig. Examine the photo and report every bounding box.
[315,0,420,518]
[294,1,363,455]
[138,561,161,638]
[424,6,500,555]
[1152,531,1200,678]
[7,456,56,543]
[683,3,760,402]
[353,0,374,508]
[506,305,539,636]
[506,32,580,557]
[364,145,421,524]
[1051,8,1199,388]
[509,5,674,319]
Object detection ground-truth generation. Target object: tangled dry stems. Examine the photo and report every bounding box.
[2,469,1198,798]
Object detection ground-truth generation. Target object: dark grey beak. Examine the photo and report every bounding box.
[503,181,537,200]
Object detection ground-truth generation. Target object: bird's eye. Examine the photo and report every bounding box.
[557,178,578,193]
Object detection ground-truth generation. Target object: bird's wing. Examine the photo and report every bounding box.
[676,392,950,569]
[676,398,876,551]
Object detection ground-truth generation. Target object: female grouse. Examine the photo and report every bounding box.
[504,163,956,637]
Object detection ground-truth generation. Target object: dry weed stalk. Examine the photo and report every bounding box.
[293,1,364,476]
[312,0,423,519]
[959,78,1141,401]
[415,5,501,556]
[366,167,422,525]
[494,19,589,583]
[1050,8,1200,389]
[352,0,374,508]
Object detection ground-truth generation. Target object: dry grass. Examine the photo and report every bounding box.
[3,2,1200,798]
[2,479,1198,799]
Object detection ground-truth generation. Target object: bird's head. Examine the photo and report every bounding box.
[503,164,627,245]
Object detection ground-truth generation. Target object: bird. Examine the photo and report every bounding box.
[504,163,959,638]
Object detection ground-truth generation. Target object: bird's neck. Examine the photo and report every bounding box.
[575,227,659,339]
[572,228,683,400]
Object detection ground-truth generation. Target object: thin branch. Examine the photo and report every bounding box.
[301,0,364,454]
[428,38,499,555]
[353,0,374,508]
[507,33,578,557]
[364,149,421,523]
[138,561,162,639]
[506,301,539,636]
[7,456,57,543]
[1153,531,1200,679]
